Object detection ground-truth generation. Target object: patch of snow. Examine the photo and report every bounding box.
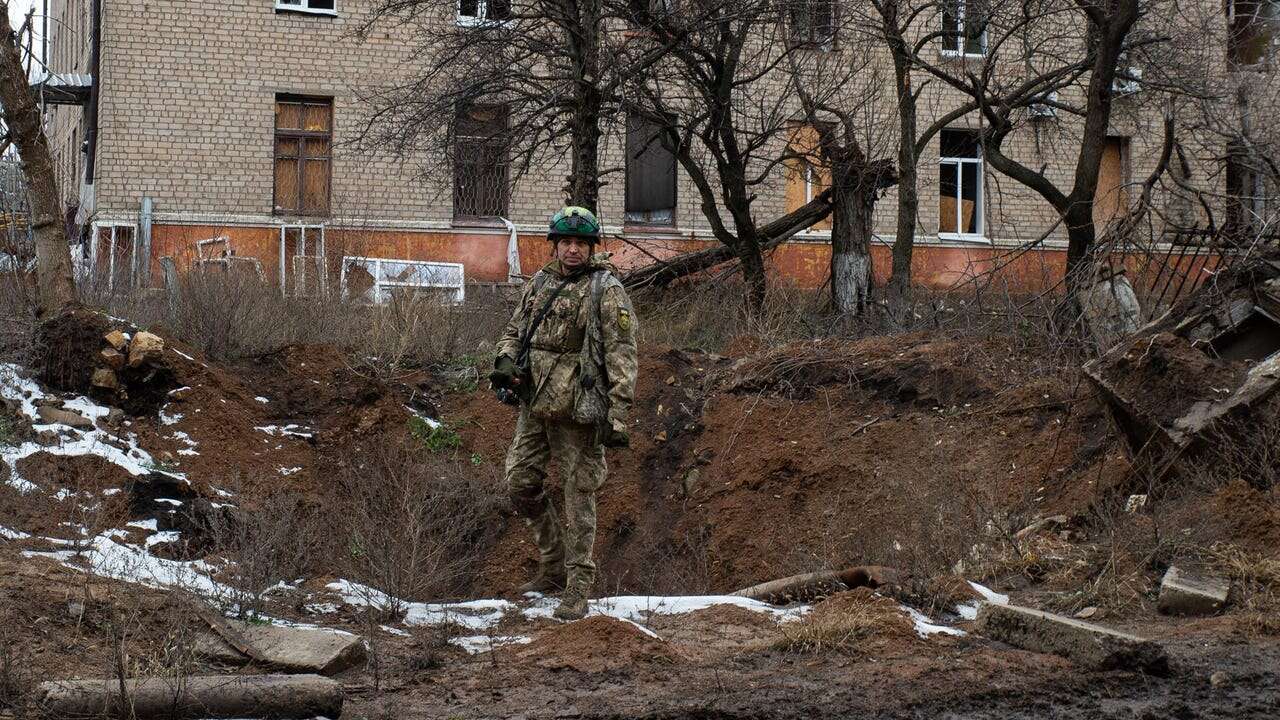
[160,410,183,426]
[305,602,340,615]
[278,466,302,476]
[5,476,38,494]
[102,488,122,496]
[178,449,199,456]
[128,519,159,531]
[404,407,441,429]
[0,364,45,418]
[254,396,270,404]
[146,531,181,547]
[155,498,184,506]
[170,348,196,362]
[957,581,1009,621]
[381,625,410,638]
[0,526,31,540]
[54,488,76,501]
[211,486,235,498]
[255,424,314,439]
[61,396,111,421]
[903,606,965,637]
[450,635,531,654]
[26,531,235,599]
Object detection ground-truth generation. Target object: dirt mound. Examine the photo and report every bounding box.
[723,335,995,405]
[1212,480,1280,551]
[32,308,178,416]
[1096,332,1247,429]
[778,588,921,655]
[517,615,684,672]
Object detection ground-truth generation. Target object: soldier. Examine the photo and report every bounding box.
[489,206,639,621]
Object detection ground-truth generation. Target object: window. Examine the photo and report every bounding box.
[275,0,337,15]
[938,129,984,238]
[942,0,987,56]
[1224,145,1267,241]
[784,123,832,231]
[457,0,512,25]
[625,116,677,225]
[340,257,466,304]
[274,96,332,216]
[1228,0,1280,67]
[454,104,510,220]
[789,0,837,50]
[1093,137,1130,231]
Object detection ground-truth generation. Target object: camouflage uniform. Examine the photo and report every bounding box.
[497,255,638,595]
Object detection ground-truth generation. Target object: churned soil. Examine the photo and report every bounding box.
[515,615,686,672]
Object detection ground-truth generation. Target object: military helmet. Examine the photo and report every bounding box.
[548,206,601,241]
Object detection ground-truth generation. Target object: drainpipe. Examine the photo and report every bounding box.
[84,0,100,184]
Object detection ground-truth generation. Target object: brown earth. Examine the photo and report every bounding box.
[3,318,1279,718]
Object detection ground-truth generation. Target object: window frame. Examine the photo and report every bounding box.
[624,115,678,227]
[456,0,513,26]
[940,0,988,58]
[89,222,140,293]
[274,0,338,17]
[273,95,334,218]
[788,0,838,51]
[452,104,511,222]
[279,224,328,297]
[937,129,986,242]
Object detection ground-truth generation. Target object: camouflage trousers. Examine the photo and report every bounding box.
[505,406,607,590]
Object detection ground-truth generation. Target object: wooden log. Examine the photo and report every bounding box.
[34,674,342,720]
[731,565,899,605]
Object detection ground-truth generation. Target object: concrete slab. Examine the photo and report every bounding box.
[975,604,1167,674]
[1158,566,1230,616]
[195,621,367,675]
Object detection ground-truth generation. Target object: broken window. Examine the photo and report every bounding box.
[1228,0,1280,67]
[457,0,512,25]
[1093,137,1130,231]
[454,104,510,220]
[941,0,987,56]
[1224,144,1267,242]
[938,129,984,238]
[625,116,677,225]
[789,0,837,50]
[783,123,832,231]
[280,224,327,297]
[274,96,332,216]
[275,0,337,15]
[91,223,138,293]
[340,256,466,304]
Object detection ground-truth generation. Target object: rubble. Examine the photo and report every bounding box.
[975,604,1167,673]
[1084,252,1280,467]
[1157,566,1230,616]
[1080,268,1142,350]
[127,331,165,368]
[194,621,368,675]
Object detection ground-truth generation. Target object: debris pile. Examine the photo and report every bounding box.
[1085,252,1280,466]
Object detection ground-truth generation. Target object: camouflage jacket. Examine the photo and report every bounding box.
[497,256,638,428]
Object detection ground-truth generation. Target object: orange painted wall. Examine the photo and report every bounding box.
[147,223,1222,299]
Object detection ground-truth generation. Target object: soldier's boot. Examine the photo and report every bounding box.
[553,573,592,621]
[517,562,567,595]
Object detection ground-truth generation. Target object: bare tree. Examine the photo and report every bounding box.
[0,3,75,315]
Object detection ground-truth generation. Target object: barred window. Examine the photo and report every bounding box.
[454,104,510,220]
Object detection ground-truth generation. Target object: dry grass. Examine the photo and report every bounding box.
[1205,543,1280,635]
[86,270,511,373]
[776,589,914,655]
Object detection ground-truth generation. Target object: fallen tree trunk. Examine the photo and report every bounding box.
[35,674,343,720]
[731,565,898,605]
[621,188,834,290]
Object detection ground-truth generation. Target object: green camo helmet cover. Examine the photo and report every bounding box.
[549,206,601,240]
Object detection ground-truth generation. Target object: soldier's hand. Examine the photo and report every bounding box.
[489,356,520,389]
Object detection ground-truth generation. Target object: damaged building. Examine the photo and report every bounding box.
[40,0,1280,299]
